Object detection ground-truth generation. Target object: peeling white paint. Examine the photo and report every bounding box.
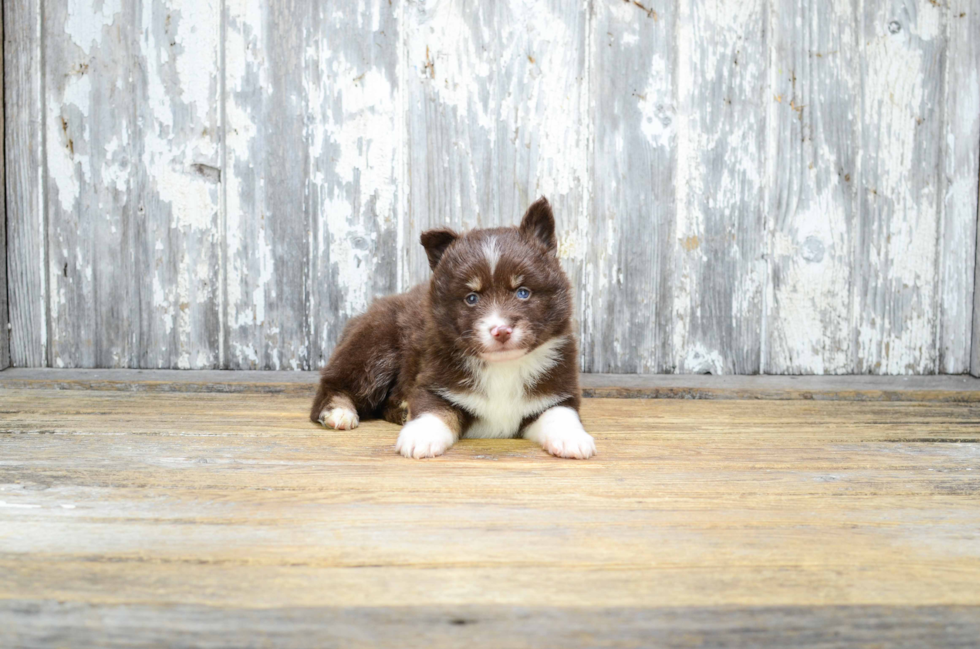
[64,0,122,55]
[409,1,493,130]
[682,343,725,376]
[47,74,92,214]
[23,0,980,374]
[307,18,399,346]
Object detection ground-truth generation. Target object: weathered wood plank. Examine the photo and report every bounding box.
[585,0,673,373]
[0,11,7,371]
[2,602,978,649]
[941,1,980,374]
[306,0,401,368]
[223,0,311,369]
[135,0,223,369]
[673,0,768,374]
[42,0,222,368]
[3,368,980,402]
[766,0,859,374]
[0,389,978,646]
[5,0,978,374]
[402,0,589,289]
[224,0,399,370]
[44,1,138,367]
[769,0,973,375]
[852,0,946,374]
[947,0,980,378]
[4,0,45,367]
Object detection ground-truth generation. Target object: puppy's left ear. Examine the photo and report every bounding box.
[519,196,557,254]
[420,228,459,270]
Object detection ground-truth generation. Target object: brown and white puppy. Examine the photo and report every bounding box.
[310,197,595,460]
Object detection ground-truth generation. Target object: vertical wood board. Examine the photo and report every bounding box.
[766,0,860,374]
[44,0,136,367]
[136,0,223,370]
[43,0,222,368]
[0,7,7,370]
[587,0,674,373]
[306,0,401,367]
[940,0,979,374]
[852,0,946,374]
[224,0,399,370]
[673,0,768,374]
[4,0,45,366]
[224,0,310,370]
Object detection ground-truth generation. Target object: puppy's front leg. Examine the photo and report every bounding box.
[395,391,466,459]
[523,406,596,459]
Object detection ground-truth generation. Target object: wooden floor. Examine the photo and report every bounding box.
[1,376,979,647]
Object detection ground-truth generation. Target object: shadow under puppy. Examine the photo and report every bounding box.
[310,197,596,460]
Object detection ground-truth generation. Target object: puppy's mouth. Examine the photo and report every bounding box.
[479,348,528,363]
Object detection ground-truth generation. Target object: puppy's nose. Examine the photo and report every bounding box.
[490,325,513,343]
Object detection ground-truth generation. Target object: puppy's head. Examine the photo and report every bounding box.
[421,197,572,362]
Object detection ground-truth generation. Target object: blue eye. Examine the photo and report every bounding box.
[465,293,480,306]
[516,287,531,300]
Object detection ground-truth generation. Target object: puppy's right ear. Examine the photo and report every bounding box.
[420,228,459,270]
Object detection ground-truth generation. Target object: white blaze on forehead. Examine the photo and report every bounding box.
[482,237,501,275]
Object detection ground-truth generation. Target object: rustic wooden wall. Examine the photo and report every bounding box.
[0,5,7,370]
[4,0,980,374]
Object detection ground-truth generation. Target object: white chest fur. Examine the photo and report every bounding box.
[438,336,569,439]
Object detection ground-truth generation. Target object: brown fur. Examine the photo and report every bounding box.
[310,197,580,436]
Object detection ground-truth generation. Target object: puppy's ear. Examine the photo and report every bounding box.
[519,196,557,254]
[420,228,459,270]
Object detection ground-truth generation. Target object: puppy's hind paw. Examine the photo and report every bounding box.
[319,407,359,430]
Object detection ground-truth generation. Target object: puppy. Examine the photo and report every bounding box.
[310,197,596,460]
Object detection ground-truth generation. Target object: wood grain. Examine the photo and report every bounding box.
[853,0,947,374]
[673,0,767,374]
[224,0,399,370]
[42,0,222,368]
[223,0,310,370]
[0,8,7,371]
[305,0,401,367]
[0,388,978,645]
[942,0,980,374]
[4,368,980,402]
[2,602,979,649]
[766,0,860,374]
[4,0,980,374]
[955,0,980,378]
[45,0,138,367]
[586,0,673,373]
[136,0,223,370]
[4,0,45,367]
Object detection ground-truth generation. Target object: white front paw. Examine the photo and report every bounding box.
[319,406,359,430]
[395,414,455,459]
[541,428,596,459]
[524,406,596,459]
